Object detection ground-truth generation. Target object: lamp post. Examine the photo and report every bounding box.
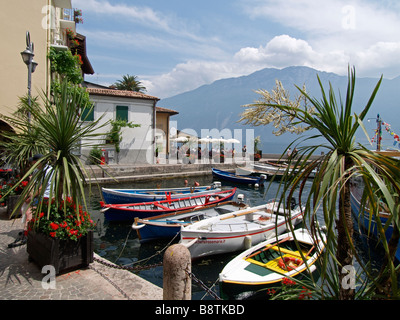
[20,31,38,122]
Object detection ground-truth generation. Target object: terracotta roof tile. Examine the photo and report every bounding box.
[87,88,159,101]
[156,106,179,115]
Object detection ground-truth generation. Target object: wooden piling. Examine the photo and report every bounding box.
[163,244,192,300]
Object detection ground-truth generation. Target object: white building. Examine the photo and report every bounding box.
[84,84,178,165]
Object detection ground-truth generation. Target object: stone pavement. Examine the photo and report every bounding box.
[0,208,163,300]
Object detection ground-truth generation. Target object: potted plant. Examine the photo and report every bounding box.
[26,198,95,274]
[74,9,83,24]
[0,176,29,218]
[1,79,107,273]
[65,28,76,39]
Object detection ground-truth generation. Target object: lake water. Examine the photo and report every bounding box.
[86,174,381,300]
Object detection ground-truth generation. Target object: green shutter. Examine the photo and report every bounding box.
[116,105,128,121]
[81,107,94,121]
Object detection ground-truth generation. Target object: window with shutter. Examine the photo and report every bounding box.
[116,105,128,121]
[81,106,94,121]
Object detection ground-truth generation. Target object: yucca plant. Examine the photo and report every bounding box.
[2,79,107,238]
[241,66,400,299]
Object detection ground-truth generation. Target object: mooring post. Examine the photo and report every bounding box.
[163,243,192,300]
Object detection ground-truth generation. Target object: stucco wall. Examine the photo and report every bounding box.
[82,94,155,165]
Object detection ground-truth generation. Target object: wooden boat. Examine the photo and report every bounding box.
[211,168,266,185]
[101,182,221,204]
[179,199,304,259]
[252,162,316,178]
[219,228,326,300]
[100,188,237,222]
[350,178,400,262]
[132,200,248,243]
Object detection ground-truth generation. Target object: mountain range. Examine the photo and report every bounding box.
[158,66,400,154]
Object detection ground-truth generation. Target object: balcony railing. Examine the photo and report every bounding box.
[50,8,75,49]
[62,8,74,21]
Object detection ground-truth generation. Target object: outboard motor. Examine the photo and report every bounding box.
[212,181,221,189]
[290,197,297,210]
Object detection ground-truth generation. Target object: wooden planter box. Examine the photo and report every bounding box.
[27,230,94,275]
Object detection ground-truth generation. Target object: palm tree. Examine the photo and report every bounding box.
[112,74,146,93]
[240,66,400,299]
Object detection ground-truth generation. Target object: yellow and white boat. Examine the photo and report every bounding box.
[219,228,326,299]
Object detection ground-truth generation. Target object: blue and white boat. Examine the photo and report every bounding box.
[101,182,221,204]
[350,179,400,263]
[211,168,266,185]
[132,200,248,243]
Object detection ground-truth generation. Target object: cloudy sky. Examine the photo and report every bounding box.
[72,0,400,99]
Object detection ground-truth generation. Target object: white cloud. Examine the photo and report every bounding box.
[73,0,208,42]
[243,0,400,38]
[144,60,243,98]
[73,0,170,32]
[235,35,315,65]
[233,35,350,74]
[355,42,400,72]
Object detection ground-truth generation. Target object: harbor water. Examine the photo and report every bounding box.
[87,174,381,300]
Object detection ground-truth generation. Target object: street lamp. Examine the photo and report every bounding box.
[20,31,38,122]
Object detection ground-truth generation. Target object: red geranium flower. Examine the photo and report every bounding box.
[50,222,59,230]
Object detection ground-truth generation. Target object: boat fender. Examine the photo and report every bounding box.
[278,257,303,271]
[132,223,145,230]
[237,194,245,202]
[244,236,252,249]
[182,238,199,248]
[254,183,259,188]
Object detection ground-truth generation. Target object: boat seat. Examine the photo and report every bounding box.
[246,251,308,274]
[269,246,309,258]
